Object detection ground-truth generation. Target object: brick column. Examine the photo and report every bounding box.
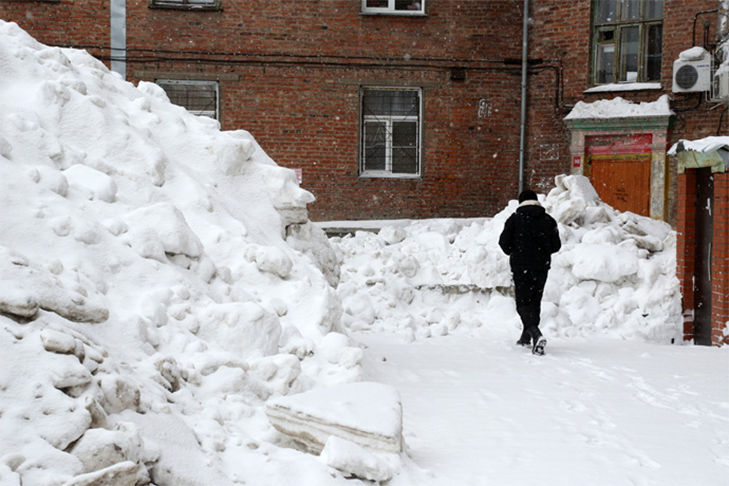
[676,170,696,341]
[713,172,729,345]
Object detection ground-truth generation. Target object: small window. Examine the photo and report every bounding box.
[362,0,425,15]
[149,0,220,11]
[591,0,663,85]
[156,80,219,119]
[361,88,421,177]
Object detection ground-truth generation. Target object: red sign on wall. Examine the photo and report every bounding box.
[587,134,653,155]
[573,156,581,168]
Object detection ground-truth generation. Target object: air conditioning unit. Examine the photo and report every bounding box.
[672,50,711,93]
[713,69,729,101]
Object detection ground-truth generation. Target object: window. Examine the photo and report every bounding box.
[361,0,425,15]
[592,0,663,85]
[149,0,220,11]
[156,80,219,119]
[361,88,421,177]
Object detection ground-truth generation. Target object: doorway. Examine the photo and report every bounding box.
[588,154,652,216]
[693,168,714,346]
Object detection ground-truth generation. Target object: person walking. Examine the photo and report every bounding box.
[498,189,561,355]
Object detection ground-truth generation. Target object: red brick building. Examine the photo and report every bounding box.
[0,0,723,223]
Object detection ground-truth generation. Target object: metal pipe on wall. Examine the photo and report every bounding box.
[518,0,529,194]
[110,0,126,78]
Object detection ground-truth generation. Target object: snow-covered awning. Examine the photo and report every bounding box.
[564,95,674,120]
[668,136,729,173]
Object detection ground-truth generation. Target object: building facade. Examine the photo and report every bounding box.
[1,0,722,222]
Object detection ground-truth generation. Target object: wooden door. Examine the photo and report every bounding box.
[589,155,651,216]
[693,168,714,346]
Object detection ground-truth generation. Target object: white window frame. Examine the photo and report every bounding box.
[360,87,422,179]
[155,79,219,119]
[361,0,425,16]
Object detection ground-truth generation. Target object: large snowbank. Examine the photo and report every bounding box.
[333,174,682,344]
[0,20,365,486]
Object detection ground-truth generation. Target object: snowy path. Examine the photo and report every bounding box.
[357,332,729,486]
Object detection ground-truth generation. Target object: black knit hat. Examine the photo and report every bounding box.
[518,189,538,203]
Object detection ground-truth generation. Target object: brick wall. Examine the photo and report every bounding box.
[0,0,110,53]
[122,0,528,220]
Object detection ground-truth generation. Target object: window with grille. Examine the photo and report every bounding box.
[361,0,425,15]
[361,88,421,177]
[592,0,663,85]
[149,0,220,11]
[156,80,219,119]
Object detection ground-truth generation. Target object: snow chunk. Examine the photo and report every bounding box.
[0,246,109,323]
[115,412,232,486]
[265,382,403,454]
[63,164,117,203]
[678,46,709,61]
[321,436,396,482]
[122,203,203,261]
[32,165,69,197]
[253,245,294,279]
[196,302,282,358]
[68,422,154,484]
[64,461,138,486]
[568,244,639,283]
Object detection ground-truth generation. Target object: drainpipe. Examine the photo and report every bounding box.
[110,0,126,78]
[518,0,529,194]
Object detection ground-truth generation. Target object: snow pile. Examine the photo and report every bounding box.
[332,174,682,344]
[0,20,375,486]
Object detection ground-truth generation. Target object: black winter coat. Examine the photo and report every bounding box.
[498,202,561,270]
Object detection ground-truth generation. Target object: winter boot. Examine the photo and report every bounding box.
[532,336,547,356]
[516,336,531,347]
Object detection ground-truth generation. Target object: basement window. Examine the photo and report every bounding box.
[156,80,219,119]
[149,0,220,11]
[360,88,421,178]
[361,0,425,16]
[591,0,663,85]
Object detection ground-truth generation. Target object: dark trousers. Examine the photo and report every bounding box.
[512,267,549,341]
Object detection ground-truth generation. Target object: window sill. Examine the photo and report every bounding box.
[584,82,662,94]
[148,1,221,10]
[360,11,427,17]
[359,172,421,180]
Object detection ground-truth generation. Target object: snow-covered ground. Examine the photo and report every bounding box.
[0,20,727,486]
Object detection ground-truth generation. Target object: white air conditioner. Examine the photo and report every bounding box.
[713,69,729,100]
[672,55,711,93]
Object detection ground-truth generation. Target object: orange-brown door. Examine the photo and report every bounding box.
[588,155,651,216]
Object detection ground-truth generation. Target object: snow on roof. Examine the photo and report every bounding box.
[564,94,674,120]
[668,136,729,155]
[583,82,662,94]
